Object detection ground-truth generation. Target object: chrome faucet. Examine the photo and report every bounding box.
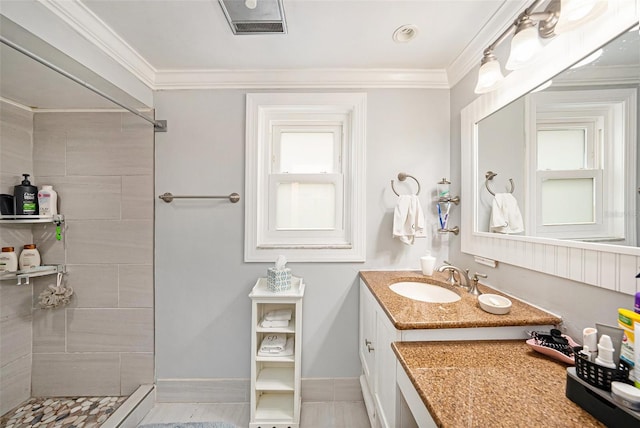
[436,262,470,290]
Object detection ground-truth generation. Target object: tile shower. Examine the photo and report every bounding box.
[0,103,155,423]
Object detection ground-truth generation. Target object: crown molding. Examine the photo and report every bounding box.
[446,0,530,88]
[153,68,449,89]
[37,0,157,87]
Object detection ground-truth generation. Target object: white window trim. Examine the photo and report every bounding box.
[245,93,367,262]
[525,88,637,245]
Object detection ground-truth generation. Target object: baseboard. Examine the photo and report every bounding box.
[102,384,155,428]
[155,377,363,403]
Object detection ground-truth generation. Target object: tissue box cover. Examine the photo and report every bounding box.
[267,267,292,292]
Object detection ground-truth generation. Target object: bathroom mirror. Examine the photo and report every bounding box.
[476,28,638,246]
[461,2,640,294]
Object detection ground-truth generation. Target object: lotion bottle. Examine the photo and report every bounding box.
[19,244,41,270]
[0,247,18,272]
[38,185,58,216]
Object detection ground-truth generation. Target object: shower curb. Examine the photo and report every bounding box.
[102,384,155,428]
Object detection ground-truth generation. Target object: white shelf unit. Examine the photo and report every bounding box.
[249,277,305,428]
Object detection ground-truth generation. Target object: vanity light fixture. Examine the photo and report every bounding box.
[569,48,603,69]
[473,0,609,94]
[474,51,505,93]
[505,15,544,70]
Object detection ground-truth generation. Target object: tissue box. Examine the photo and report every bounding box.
[267,267,292,292]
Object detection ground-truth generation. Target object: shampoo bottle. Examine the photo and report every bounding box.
[18,244,41,270]
[38,185,58,216]
[0,247,18,272]
[14,174,38,215]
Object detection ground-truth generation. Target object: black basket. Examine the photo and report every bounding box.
[574,352,631,391]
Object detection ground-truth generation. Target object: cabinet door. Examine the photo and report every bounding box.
[375,313,399,428]
[359,283,376,382]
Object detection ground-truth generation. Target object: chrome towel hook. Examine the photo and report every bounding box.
[391,172,421,196]
[485,171,514,197]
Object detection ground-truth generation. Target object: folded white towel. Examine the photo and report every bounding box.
[264,309,292,321]
[490,193,524,234]
[260,333,287,352]
[261,319,289,328]
[258,337,294,357]
[393,195,426,245]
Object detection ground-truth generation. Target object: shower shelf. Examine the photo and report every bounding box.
[0,214,64,224]
[0,264,65,285]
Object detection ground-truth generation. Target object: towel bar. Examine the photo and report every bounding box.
[485,171,514,197]
[391,172,421,196]
[158,192,240,203]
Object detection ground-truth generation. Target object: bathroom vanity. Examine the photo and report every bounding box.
[358,270,561,428]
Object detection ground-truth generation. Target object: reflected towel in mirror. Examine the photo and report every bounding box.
[490,193,524,234]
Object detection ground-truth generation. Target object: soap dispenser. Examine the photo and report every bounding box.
[14,174,38,215]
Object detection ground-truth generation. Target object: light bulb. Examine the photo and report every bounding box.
[569,48,603,69]
[505,23,543,70]
[555,0,608,34]
[245,0,257,9]
[474,55,504,94]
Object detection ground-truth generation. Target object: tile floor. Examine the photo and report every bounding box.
[138,401,370,428]
[0,396,128,428]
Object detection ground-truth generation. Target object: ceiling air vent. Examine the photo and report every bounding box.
[218,0,287,35]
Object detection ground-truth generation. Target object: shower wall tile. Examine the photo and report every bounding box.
[32,353,120,397]
[0,354,31,415]
[66,220,153,264]
[32,308,65,354]
[121,111,155,131]
[31,223,65,265]
[0,283,32,318]
[33,132,67,177]
[36,176,122,220]
[1,102,33,131]
[122,175,154,220]
[0,314,32,366]
[1,124,32,176]
[0,226,33,252]
[67,308,153,352]
[58,264,119,308]
[119,264,153,308]
[66,130,153,176]
[33,112,122,133]
[120,352,154,395]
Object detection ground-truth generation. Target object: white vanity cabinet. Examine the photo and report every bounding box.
[359,279,558,428]
[359,281,401,428]
[249,278,305,428]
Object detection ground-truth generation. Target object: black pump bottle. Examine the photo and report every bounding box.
[14,174,38,215]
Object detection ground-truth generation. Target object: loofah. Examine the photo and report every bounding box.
[38,273,73,309]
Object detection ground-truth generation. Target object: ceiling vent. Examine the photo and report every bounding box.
[218,0,287,35]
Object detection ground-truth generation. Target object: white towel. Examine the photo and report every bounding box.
[261,319,289,328]
[258,337,294,357]
[264,309,292,321]
[393,195,426,245]
[260,333,287,352]
[490,193,524,234]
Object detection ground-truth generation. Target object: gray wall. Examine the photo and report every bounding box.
[449,66,633,340]
[0,106,155,410]
[0,102,34,414]
[154,88,450,380]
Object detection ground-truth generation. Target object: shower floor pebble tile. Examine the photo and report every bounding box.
[1,396,127,428]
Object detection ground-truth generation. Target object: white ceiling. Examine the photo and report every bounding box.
[80,0,507,71]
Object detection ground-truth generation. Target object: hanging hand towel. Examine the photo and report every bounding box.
[490,193,524,234]
[393,195,426,245]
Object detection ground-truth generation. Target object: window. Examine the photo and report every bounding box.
[526,89,636,244]
[245,93,367,262]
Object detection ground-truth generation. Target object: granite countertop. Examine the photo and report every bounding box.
[393,340,603,427]
[359,270,561,329]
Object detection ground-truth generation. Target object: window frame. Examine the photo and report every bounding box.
[245,93,367,262]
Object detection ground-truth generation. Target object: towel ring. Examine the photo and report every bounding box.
[485,171,514,197]
[391,172,421,196]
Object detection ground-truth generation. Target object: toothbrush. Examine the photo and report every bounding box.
[437,204,444,229]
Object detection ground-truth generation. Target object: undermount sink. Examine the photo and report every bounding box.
[389,281,461,303]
